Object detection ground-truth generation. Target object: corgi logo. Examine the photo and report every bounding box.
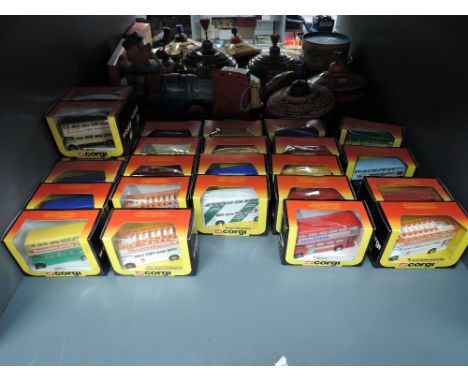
[46,271,82,276]
[313,260,341,266]
[399,263,435,268]
[223,229,247,235]
[137,271,172,276]
[78,151,109,158]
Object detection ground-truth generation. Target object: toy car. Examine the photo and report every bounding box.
[39,194,95,209]
[24,222,88,269]
[281,165,333,176]
[131,165,184,177]
[283,144,332,155]
[206,163,258,175]
[211,145,260,154]
[140,143,192,155]
[201,187,259,226]
[274,125,321,137]
[287,187,344,200]
[54,170,106,183]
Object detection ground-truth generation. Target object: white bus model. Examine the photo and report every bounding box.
[352,156,407,181]
[201,187,259,226]
[61,117,114,151]
[116,223,180,269]
[388,216,459,261]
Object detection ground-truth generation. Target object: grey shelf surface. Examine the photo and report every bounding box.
[0,234,468,366]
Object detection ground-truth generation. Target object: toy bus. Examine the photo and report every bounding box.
[122,185,180,208]
[212,145,260,154]
[140,143,192,155]
[388,216,459,261]
[54,170,106,183]
[378,186,443,201]
[201,187,259,226]
[294,211,362,260]
[283,145,332,155]
[60,116,114,151]
[352,156,407,181]
[116,223,180,269]
[206,163,258,175]
[24,222,87,270]
[281,165,333,176]
[345,127,395,146]
[40,194,95,209]
[131,165,184,177]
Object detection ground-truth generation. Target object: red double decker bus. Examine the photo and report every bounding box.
[294,211,362,259]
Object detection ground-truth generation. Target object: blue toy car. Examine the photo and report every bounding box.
[40,194,95,209]
[206,163,258,175]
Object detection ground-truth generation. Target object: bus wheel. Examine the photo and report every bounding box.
[294,253,304,259]
[106,140,114,147]
[125,263,136,269]
[334,245,344,251]
[389,255,399,262]
[35,263,46,270]
[67,144,78,151]
[169,255,180,261]
[428,248,437,254]
[215,220,225,225]
[80,255,87,261]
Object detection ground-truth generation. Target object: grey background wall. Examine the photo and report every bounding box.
[336,16,468,208]
[0,16,134,315]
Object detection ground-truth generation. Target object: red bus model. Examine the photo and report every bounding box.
[294,211,362,259]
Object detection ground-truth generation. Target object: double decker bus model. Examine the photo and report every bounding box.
[122,185,181,208]
[294,211,362,260]
[352,156,407,181]
[60,116,114,151]
[388,216,459,261]
[116,223,180,269]
[24,222,87,270]
[201,187,259,226]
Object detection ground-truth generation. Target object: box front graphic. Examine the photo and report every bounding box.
[101,209,197,276]
[281,200,373,266]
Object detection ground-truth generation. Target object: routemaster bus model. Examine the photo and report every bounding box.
[388,216,459,261]
[24,222,87,270]
[294,211,362,260]
[121,184,181,208]
[60,116,114,151]
[116,223,180,269]
[352,156,407,181]
[201,187,259,226]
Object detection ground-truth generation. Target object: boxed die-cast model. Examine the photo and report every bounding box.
[101,209,198,276]
[367,201,468,269]
[274,137,339,156]
[343,145,417,188]
[133,137,201,155]
[273,175,355,234]
[3,210,107,276]
[204,136,268,154]
[111,176,191,209]
[198,154,267,175]
[141,121,202,138]
[123,155,195,177]
[193,175,269,236]
[280,200,373,266]
[338,117,404,147]
[26,183,113,210]
[271,154,343,176]
[46,100,139,159]
[44,160,123,184]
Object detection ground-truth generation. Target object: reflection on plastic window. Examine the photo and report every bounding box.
[121,184,181,208]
